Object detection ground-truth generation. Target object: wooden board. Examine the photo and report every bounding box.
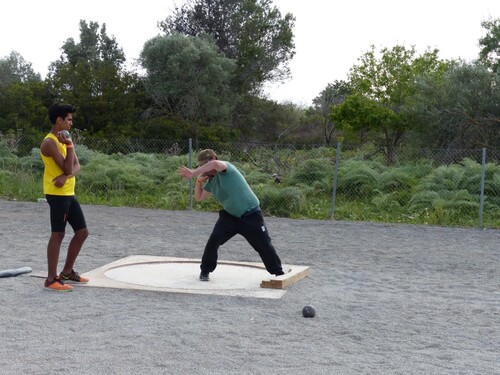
[260,266,310,289]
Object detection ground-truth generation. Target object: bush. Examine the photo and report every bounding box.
[1,136,499,228]
[289,158,332,183]
[259,186,306,217]
[337,159,382,199]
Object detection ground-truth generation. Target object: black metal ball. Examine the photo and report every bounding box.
[302,305,315,318]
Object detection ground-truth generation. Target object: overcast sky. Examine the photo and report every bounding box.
[1,0,500,106]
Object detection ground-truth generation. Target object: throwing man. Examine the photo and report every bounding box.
[177,149,285,281]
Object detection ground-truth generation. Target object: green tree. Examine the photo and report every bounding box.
[140,33,237,140]
[232,95,302,142]
[406,60,500,149]
[159,0,295,95]
[47,20,146,136]
[479,17,500,73]
[0,81,49,134]
[308,80,351,145]
[331,93,403,160]
[0,52,49,143]
[0,51,41,86]
[337,45,446,163]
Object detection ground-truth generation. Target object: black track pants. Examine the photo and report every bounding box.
[201,209,284,275]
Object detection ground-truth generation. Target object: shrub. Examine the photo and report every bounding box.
[337,159,382,199]
[289,158,332,183]
[409,190,441,211]
[259,186,306,217]
[378,166,415,193]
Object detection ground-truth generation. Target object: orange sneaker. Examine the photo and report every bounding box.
[59,270,89,284]
[44,277,74,292]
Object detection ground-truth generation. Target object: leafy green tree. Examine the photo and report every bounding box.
[331,93,403,163]
[479,17,500,73]
[307,80,351,145]
[0,81,49,133]
[0,51,41,86]
[349,45,445,108]
[159,0,295,95]
[335,45,446,163]
[0,52,49,143]
[232,95,302,142]
[140,33,237,140]
[406,60,500,149]
[47,20,146,136]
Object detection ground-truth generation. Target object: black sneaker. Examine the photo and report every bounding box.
[199,271,209,281]
[59,269,89,284]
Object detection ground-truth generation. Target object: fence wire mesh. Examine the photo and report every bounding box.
[1,134,499,228]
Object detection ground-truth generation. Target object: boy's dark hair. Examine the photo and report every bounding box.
[48,103,76,125]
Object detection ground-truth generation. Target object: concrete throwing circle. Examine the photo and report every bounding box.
[104,261,270,290]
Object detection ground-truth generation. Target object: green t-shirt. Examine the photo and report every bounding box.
[203,162,259,217]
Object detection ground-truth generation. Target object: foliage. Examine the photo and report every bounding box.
[140,33,237,139]
[406,158,494,224]
[0,68,50,135]
[134,116,190,140]
[331,93,402,145]
[47,20,146,137]
[0,138,16,158]
[19,148,44,173]
[160,0,296,95]
[413,158,486,197]
[334,45,447,163]
[79,153,165,193]
[485,162,500,198]
[0,51,41,85]
[258,185,306,217]
[1,142,499,227]
[337,158,382,198]
[349,45,445,103]
[288,158,332,186]
[0,54,44,139]
[405,60,500,149]
[231,95,302,142]
[3,16,500,148]
[374,166,416,206]
[378,166,416,193]
[479,17,500,73]
[307,80,351,144]
[198,124,240,142]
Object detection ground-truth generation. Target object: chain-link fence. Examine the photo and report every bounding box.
[1,134,499,228]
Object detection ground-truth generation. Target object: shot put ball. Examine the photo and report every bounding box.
[302,305,316,318]
[60,130,71,139]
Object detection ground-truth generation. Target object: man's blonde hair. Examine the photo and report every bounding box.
[197,149,218,162]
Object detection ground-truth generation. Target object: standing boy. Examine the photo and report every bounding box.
[40,103,89,291]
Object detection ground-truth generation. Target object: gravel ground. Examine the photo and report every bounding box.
[0,198,499,375]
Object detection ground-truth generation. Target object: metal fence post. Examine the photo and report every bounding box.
[188,138,193,210]
[330,142,341,220]
[479,147,486,228]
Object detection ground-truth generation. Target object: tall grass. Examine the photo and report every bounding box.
[1,140,499,228]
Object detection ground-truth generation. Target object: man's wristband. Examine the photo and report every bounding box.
[196,178,204,184]
[66,143,74,149]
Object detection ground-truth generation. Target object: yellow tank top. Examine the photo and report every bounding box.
[40,133,75,196]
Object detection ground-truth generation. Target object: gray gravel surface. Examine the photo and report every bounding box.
[0,199,499,375]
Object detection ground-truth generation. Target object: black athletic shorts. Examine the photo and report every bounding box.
[45,195,87,233]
